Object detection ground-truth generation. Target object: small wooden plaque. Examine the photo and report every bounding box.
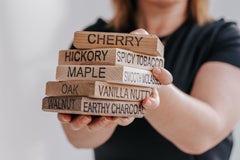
[73,31,164,57]
[46,81,152,101]
[56,65,161,88]
[58,48,164,70]
[42,96,145,118]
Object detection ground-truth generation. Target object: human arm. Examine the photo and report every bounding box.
[143,62,240,154]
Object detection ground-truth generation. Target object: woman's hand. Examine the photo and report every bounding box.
[58,28,171,132]
[57,114,135,148]
[131,28,173,110]
[58,114,134,131]
[142,67,173,110]
[57,28,172,149]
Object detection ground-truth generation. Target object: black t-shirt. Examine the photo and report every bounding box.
[71,18,240,160]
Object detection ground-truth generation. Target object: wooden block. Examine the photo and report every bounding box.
[42,96,145,118]
[46,81,152,101]
[58,48,164,70]
[56,65,161,88]
[73,31,164,57]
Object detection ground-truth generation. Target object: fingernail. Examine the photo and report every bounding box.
[143,99,152,108]
[70,124,79,131]
[112,117,119,122]
[103,117,110,122]
[62,115,70,122]
[153,67,161,75]
[81,116,90,123]
[132,31,140,34]
[136,29,148,34]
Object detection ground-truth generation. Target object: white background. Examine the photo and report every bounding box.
[0,0,239,160]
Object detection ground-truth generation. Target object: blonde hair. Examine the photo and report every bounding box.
[189,0,212,25]
[108,0,212,31]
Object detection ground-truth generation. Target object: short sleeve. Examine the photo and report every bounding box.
[207,22,240,68]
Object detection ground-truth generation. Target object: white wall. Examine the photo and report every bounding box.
[0,0,112,160]
[0,0,239,160]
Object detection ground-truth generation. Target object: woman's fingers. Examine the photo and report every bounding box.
[113,117,135,126]
[142,88,160,110]
[58,114,135,132]
[87,116,135,131]
[87,117,117,132]
[130,29,173,85]
[130,28,149,35]
[143,67,172,110]
[69,115,92,131]
[153,67,173,85]
[58,114,135,131]
[57,113,72,123]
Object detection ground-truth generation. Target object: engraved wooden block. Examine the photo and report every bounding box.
[73,31,164,57]
[42,96,145,118]
[46,81,152,101]
[58,48,164,70]
[56,65,161,88]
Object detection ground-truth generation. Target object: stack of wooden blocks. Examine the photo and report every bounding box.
[42,31,164,118]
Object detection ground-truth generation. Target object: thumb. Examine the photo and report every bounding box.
[152,67,173,85]
[130,28,149,35]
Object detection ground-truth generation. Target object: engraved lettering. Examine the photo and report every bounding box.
[135,37,143,46]
[107,35,114,45]
[88,34,96,44]
[125,36,134,46]
[97,34,105,44]
[116,35,124,45]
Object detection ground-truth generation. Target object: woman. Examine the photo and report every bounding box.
[58,0,240,159]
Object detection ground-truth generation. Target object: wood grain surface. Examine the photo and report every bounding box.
[58,48,164,70]
[46,80,152,101]
[56,65,161,88]
[73,31,164,57]
[42,96,145,118]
